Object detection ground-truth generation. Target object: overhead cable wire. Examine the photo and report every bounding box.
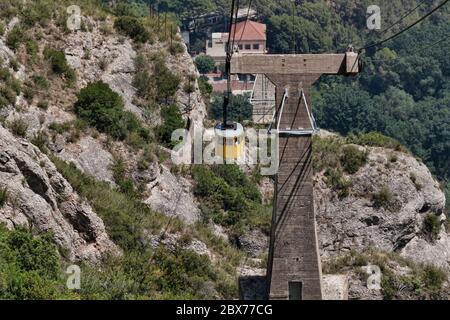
[358,0,450,52]
[380,0,429,35]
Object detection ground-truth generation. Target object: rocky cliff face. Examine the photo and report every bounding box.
[315,143,448,270]
[0,125,118,263]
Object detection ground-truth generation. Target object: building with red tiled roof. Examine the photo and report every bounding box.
[206,20,267,64]
[230,20,266,42]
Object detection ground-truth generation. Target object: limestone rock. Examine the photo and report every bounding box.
[0,125,118,263]
[144,165,201,224]
[315,145,448,269]
[64,21,141,117]
[59,136,115,185]
[322,274,349,300]
[235,229,268,258]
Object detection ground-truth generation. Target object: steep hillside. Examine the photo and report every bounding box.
[0,0,448,300]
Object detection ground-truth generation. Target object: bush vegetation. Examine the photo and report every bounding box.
[209,93,252,122]
[192,165,270,237]
[372,186,399,212]
[74,81,150,145]
[322,248,448,300]
[423,214,441,241]
[324,168,351,199]
[156,105,185,148]
[50,155,239,299]
[0,225,70,299]
[340,145,368,174]
[346,132,408,153]
[169,42,184,56]
[6,25,25,50]
[133,53,181,106]
[194,55,216,74]
[0,187,8,207]
[43,47,76,83]
[0,64,21,109]
[8,118,28,137]
[313,135,371,199]
[114,16,151,43]
[198,76,213,99]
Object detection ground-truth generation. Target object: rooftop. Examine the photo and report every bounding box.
[230,20,266,41]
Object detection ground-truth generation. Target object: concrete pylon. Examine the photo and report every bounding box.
[231,53,360,300]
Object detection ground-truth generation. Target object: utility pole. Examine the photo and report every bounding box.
[231,52,360,300]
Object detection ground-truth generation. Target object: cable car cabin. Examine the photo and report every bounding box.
[215,122,245,161]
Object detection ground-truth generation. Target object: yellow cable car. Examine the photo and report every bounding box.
[215,122,245,161]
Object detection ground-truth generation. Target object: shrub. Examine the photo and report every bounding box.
[183,81,195,94]
[114,16,150,43]
[75,81,124,138]
[75,82,150,146]
[9,58,19,71]
[195,55,216,74]
[156,105,185,148]
[37,100,49,110]
[347,132,407,153]
[0,225,66,300]
[0,22,5,36]
[389,153,398,163]
[43,47,76,82]
[26,40,38,60]
[209,93,253,122]
[111,157,135,195]
[0,187,8,207]
[6,26,25,50]
[48,121,72,134]
[9,118,28,137]
[154,62,181,104]
[423,214,441,241]
[169,42,184,56]
[32,75,49,90]
[372,186,397,211]
[133,69,153,98]
[410,172,422,190]
[0,85,17,107]
[340,145,367,174]
[191,165,267,236]
[198,76,212,98]
[422,265,447,295]
[324,168,351,199]
[22,0,52,27]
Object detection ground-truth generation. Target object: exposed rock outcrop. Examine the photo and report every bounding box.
[59,136,115,185]
[144,165,201,224]
[0,125,118,263]
[64,19,141,117]
[315,144,448,270]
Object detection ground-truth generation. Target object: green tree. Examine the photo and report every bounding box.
[156,105,185,147]
[194,55,216,74]
[209,93,252,122]
[74,81,142,140]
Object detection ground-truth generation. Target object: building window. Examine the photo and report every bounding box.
[253,44,260,50]
[238,44,243,50]
[245,44,251,50]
